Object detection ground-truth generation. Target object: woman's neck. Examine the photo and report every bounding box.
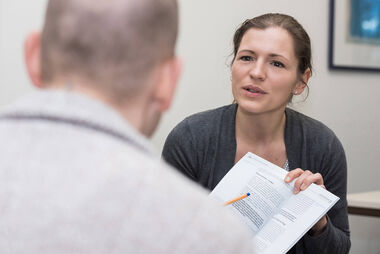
[235,105,286,145]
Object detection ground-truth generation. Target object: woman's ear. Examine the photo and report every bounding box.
[301,68,311,85]
[24,32,43,88]
[294,68,311,94]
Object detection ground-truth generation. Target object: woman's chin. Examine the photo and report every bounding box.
[236,101,264,115]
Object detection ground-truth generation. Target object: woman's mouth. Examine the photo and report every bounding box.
[243,85,267,95]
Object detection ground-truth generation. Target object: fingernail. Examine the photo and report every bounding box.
[300,183,306,190]
[285,176,291,182]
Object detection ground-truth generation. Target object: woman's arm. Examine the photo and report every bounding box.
[162,118,199,181]
[285,136,350,254]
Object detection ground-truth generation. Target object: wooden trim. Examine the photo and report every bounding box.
[348,206,380,217]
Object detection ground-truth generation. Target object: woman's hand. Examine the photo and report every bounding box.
[284,168,324,194]
[284,168,328,236]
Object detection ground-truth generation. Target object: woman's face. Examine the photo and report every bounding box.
[231,27,308,115]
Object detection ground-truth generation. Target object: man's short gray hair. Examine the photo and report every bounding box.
[41,0,178,101]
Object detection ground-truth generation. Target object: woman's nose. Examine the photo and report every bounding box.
[249,60,266,81]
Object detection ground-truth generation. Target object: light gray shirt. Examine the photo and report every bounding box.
[0,90,254,254]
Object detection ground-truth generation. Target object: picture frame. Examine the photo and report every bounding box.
[329,0,380,72]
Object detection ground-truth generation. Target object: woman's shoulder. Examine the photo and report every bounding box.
[285,108,339,143]
[165,104,236,148]
[163,104,236,163]
[172,104,236,132]
[185,104,236,124]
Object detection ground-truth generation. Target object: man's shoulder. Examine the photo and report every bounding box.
[0,130,253,253]
[99,151,254,253]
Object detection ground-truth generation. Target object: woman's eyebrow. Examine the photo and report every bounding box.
[269,53,289,62]
[237,49,255,54]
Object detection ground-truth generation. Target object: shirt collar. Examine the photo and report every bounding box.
[1,89,157,155]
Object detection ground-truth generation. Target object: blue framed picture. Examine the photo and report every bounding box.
[329,0,380,71]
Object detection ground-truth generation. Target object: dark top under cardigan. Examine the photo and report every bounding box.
[162,104,350,254]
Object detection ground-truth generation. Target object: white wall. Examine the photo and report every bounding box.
[0,0,379,253]
[0,1,46,105]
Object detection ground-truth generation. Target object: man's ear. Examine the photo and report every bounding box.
[24,31,43,88]
[154,57,182,112]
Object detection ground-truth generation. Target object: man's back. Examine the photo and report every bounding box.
[0,90,253,253]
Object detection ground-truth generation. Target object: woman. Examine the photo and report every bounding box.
[162,13,350,253]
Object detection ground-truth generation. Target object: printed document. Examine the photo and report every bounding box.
[210,152,339,254]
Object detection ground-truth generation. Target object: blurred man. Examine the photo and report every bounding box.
[0,0,253,253]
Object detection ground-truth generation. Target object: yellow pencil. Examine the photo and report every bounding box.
[224,192,251,206]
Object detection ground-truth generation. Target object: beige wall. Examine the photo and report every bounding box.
[1,0,379,253]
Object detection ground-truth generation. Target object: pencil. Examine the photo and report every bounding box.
[224,192,250,206]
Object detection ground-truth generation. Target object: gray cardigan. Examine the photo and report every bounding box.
[162,103,350,254]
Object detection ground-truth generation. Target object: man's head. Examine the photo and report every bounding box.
[24,0,181,137]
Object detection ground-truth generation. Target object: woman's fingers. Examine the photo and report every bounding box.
[284,168,304,183]
[294,170,313,194]
[284,169,324,194]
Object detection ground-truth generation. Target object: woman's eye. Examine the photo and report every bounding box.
[272,61,285,68]
[240,56,253,61]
